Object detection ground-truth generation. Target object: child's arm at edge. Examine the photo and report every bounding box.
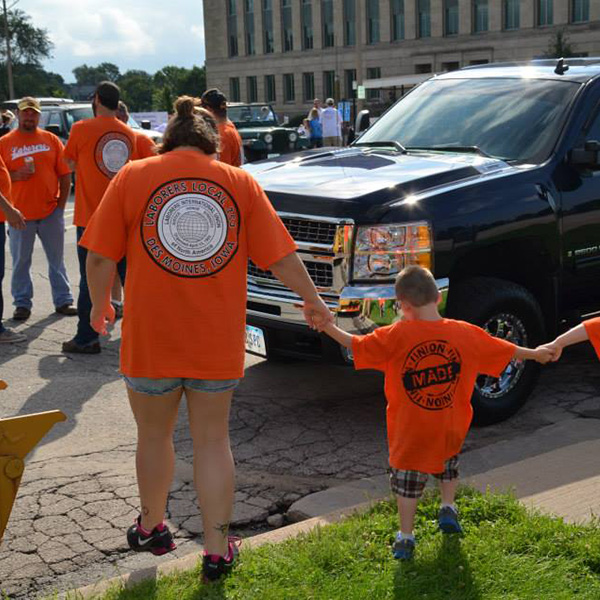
[513,345,554,364]
[541,323,590,362]
[323,322,354,349]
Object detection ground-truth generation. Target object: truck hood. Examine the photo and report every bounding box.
[243,146,513,217]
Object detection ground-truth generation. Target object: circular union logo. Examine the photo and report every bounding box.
[95,132,132,178]
[402,340,462,411]
[141,178,240,278]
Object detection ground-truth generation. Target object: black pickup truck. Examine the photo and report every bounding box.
[243,58,600,425]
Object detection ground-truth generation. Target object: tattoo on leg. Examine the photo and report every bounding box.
[214,522,229,537]
[142,506,149,516]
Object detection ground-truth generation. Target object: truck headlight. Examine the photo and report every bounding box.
[264,133,273,143]
[289,132,298,142]
[353,222,432,280]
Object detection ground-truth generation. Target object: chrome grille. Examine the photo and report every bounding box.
[249,260,333,288]
[281,217,337,245]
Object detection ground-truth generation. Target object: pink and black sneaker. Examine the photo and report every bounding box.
[126,516,176,556]
[202,536,242,583]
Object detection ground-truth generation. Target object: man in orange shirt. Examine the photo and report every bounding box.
[322,266,552,560]
[0,97,76,321]
[0,154,26,342]
[117,101,156,159]
[200,88,243,167]
[62,81,136,354]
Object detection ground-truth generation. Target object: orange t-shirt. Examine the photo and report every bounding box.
[0,155,12,223]
[352,319,516,473]
[80,150,296,379]
[0,129,70,220]
[218,120,243,167]
[64,115,137,227]
[584,318,600,358]
[135,132,156,159]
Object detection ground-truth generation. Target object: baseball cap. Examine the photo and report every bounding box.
[17,97,41,113]
[201,88,228,110]
[325,98,335,106]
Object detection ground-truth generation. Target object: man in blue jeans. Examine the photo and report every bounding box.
[0,97,77,322]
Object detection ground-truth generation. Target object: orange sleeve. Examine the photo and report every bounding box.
[54,136,71,176]
[63,124,79,163]
[79,167,128,262]
[245,176,296,269]
[352,325,395,371]
[0,154,11,200]
[583,318,600,359]
[470,325,517,377]
[136,134,156,159]
[219,126,242,167]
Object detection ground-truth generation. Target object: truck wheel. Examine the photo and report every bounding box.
[446,277,545,426]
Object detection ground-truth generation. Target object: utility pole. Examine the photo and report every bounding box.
[2,0,14,99]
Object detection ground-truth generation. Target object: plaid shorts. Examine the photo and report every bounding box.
[389,455,460,499]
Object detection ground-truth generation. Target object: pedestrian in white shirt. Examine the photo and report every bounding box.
[321,98,342,147]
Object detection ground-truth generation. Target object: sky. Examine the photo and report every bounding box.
[25,0,206,83]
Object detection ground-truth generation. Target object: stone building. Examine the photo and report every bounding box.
[203,0,600,119]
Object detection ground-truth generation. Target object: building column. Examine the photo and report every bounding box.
[489,0,503,31]
[292,0,303,51]
[553,0,569,24]
[272,0,283,52]
[313,0,323,48]
[255,1,264,54]
[521,0,535,29]
[459,0,472,34]
[431,0,444,37]
[380,0,391,43]
[236,0,245,56]
[590,0,600,21]
[405,0,417,39]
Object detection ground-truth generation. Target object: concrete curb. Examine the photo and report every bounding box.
[64,495,388,599]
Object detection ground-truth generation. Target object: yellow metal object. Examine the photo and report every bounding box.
[0,385,66,543]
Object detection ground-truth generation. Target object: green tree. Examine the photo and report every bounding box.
[72,62,121,86]
[118,69,154,111]
[543,29,576,58]
[0,9,53,65]
[153,65,206,111]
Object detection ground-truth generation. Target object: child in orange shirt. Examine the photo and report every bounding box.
[322,266,552,560]
[543,318,600,360]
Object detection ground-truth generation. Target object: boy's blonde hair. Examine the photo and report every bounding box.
[395,266,439,307]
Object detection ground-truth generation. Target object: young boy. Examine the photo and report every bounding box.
[321,266,553,560]
[543,318,600,360]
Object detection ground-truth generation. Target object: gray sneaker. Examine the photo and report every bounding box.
[0,328,26,343]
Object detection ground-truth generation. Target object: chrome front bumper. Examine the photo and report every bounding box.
[247,277,450,336]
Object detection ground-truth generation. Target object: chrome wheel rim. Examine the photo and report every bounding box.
[476,312,528,399]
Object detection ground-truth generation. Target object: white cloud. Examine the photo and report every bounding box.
[24,0,205,81]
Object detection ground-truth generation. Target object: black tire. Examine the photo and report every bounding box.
[446,277,545,426]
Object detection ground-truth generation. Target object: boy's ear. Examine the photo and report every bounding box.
[436,291,442,305]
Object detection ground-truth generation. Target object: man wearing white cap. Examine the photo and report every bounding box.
[321,98,342,147]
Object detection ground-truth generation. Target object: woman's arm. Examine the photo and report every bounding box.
[86,251,117,335]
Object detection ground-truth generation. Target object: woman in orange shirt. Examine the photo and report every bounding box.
[81,97,331,582]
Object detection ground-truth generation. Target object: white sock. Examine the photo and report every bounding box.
[441,503,457,512]
[397,531,415,542]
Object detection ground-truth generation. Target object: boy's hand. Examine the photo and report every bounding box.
[539,342,562,362]
[532,344,559,364]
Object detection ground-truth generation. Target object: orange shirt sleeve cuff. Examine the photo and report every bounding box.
[584,319,600,359]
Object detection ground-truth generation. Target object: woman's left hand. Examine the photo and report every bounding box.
[91,302,116,335]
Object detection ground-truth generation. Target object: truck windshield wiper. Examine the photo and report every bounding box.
[405,145,494,158]
[353,140,406,153]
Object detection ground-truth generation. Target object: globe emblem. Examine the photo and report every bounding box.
[178,211,209,243]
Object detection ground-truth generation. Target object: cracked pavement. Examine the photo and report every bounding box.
[1,200,600,598]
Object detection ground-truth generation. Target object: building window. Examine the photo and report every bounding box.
[263,0,274,53]
[323,70,336,100]
[265,75,276,102]
[227,0,238,57]
[445,0,459,35]
[415,63,432,73]
[230,77,240,102]
[473,0,489,32]
[303,72,315,102]
[301,0,313,50]
[283,73,295,102]
[343,0,356,46]
[536,0,553,25]
[344,69,357,98]
[366,67,381,100]
[322,0,335,47]
[571,0,589,22]
[282,0,293,51]
[391,0,405,41]
[442,61,460,71]
[418,0,431,38]
[244,0,255,55]
[247,76,258,102]
[366,0,380,44]
[504,0,520,29]
[469,58,489,65]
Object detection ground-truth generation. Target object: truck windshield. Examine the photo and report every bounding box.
[228,105,277,127]
[358,77,580,163]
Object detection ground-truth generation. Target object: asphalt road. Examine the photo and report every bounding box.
[1,195,599,598]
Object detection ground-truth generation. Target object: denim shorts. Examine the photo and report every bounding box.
[123,375,240,396]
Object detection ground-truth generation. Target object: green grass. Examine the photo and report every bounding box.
[64,488,600,600]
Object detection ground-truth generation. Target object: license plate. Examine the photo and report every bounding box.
[267,153,280,159]
[245,325,267,356]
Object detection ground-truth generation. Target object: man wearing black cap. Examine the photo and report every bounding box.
[201,88,243,167]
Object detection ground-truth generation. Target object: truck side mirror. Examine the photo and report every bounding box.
[140,120,152,130]
[356,109,370,133]
[571,140,600,169]
[45,124,63,137]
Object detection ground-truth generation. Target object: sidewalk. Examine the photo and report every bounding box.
[70,414,600,598]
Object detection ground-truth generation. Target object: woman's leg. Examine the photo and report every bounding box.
[127,386,183,530]
[186,389,235,557]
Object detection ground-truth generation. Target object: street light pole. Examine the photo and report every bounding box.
[2,0,14,99]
